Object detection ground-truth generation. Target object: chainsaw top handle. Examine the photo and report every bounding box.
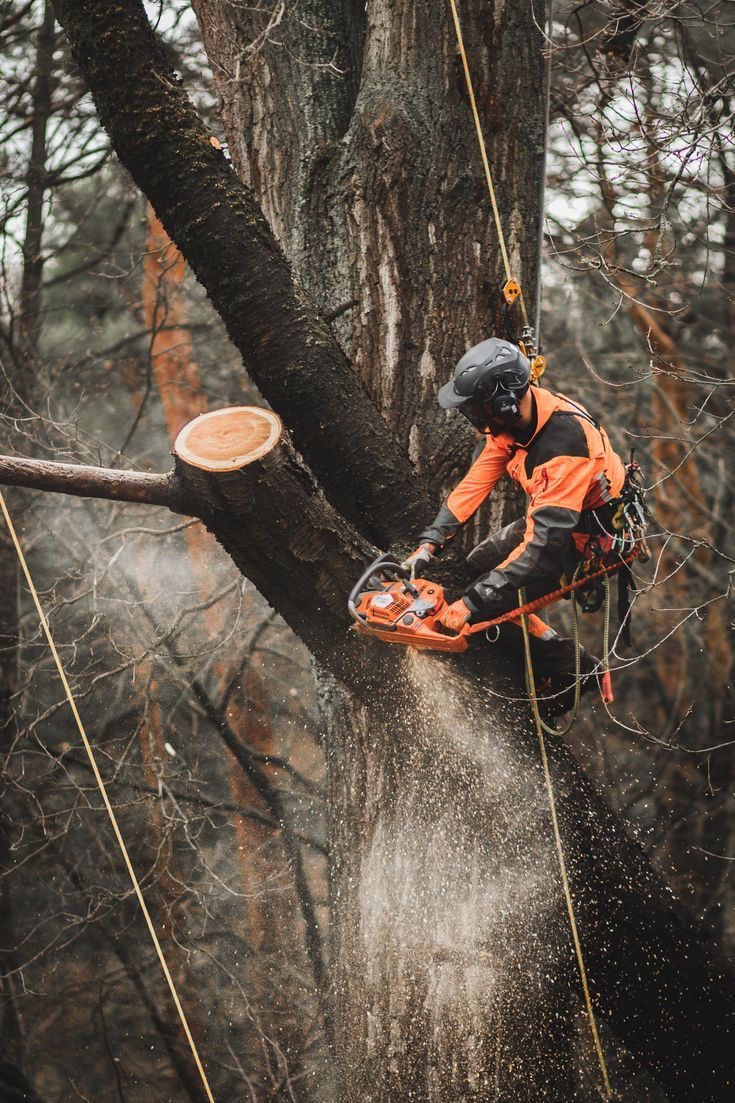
[348,553,419,627]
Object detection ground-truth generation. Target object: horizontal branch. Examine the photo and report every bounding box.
[0,454,185,512]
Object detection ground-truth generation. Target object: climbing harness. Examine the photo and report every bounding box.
[574,454,650,647]
[475,552,634,644]
[0,492,217,1103]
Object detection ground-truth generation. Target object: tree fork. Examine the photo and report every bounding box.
[50,0,429,548]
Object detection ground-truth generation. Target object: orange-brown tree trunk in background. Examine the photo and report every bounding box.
[598,133,731,742]
[626,292,699,710]
[141,205,283,954]
[141,208,208,437]
[141,214,320,1088]
[624,289,733,915]
[632,130,731,736]
[625,291,730,724]
[595,152,699,718]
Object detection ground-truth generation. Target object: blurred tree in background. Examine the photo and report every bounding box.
[543,1,735,944]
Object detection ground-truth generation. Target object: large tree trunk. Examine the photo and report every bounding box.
[51,0,428,548]
[24,2,735,1099]
[171,407,735,1100]
[195,0,546,500]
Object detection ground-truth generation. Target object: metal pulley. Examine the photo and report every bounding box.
[518,325,546,382]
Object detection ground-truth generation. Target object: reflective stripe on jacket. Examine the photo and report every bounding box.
[419,387,626,615]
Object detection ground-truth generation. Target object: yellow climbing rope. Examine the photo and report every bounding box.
[0,491,216,1103]
[445,0,612,1091]
[520,592,613,1099]
[446,0,531,332]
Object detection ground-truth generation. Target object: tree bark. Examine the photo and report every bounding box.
[50,0,428,548]
[323,642,735,1102]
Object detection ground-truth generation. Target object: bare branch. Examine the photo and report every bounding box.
[0,454,185,512]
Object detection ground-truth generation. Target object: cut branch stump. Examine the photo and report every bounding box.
[173,407,371,652]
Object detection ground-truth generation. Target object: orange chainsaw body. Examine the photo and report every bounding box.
[348,556,555,653]
[348,555,626,704]
[350,572,471,653]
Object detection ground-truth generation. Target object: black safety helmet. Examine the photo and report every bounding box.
[438,338,531,429]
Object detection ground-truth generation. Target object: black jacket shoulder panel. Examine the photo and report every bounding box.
[524,411,589,478]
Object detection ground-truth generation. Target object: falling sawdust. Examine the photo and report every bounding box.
[353,649,573,1099]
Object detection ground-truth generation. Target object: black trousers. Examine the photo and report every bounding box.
[465,518,600,684]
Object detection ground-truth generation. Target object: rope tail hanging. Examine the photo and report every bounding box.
[446,1,612,1094]
[0,491,217,1103]
[521,595,613,1098]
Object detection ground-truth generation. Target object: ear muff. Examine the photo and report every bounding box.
[490,389,521,421]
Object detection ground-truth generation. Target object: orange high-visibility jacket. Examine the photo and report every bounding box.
[419,387,626,614]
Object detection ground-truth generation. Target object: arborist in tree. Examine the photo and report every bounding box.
[402,337,635,680]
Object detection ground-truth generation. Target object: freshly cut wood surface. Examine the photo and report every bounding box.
[174,407,282,471]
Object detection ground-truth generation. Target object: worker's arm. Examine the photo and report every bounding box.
[463,453,598,617]
[418,437,511,548]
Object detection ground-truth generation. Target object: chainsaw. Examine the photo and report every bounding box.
[348,554,476,653]
[348,553,632,654]
[348,554,554,653]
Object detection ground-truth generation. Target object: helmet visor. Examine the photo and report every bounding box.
[459,400,492,431]
[437,379,469,409]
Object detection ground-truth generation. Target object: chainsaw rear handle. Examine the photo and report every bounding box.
[348,554,417,627]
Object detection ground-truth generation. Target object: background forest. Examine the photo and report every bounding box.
[0,1,733,1101]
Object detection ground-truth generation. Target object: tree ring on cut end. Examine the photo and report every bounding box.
[174,406,282,472]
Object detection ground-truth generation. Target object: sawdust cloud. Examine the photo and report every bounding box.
[352,648,571,1098]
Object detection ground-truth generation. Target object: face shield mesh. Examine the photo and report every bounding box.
[459,400,492,430]
[458,365,529,429]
